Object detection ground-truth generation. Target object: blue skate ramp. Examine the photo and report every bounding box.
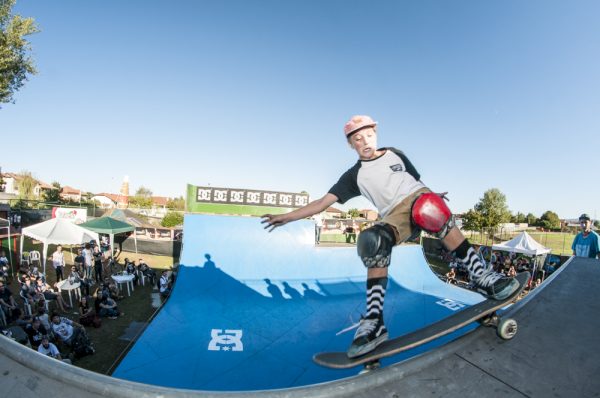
[113,214,483,391]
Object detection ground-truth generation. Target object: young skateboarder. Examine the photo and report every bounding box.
[262,115,519,358]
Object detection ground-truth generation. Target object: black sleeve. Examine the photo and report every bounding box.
[388,147,421,181]
[328,162,361,204]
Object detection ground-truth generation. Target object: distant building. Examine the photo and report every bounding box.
[59,185,82,202]
[91,193,120,209]
[0,172,53,199]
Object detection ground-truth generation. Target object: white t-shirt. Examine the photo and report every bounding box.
[328,147,426,218]
[52,251,65,268]
[38,342,60,358]
[82,249,93,267]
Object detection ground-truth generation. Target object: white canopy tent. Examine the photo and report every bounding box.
[492,231,551,256]
[20,218,100,275]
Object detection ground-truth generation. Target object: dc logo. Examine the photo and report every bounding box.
[208,329,244,352]
[436,299,466,311]
[389,164,404,172]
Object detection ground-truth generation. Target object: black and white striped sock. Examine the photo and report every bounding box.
[366,277,387,320]
[453,240,486,281]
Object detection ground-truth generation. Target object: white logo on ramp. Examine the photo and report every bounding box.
[208,329,244,352]
[436,299,466,311]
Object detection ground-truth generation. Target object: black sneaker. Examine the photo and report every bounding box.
[474,270,519,300]
[347,317,388,358]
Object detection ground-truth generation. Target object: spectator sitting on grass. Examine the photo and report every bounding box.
[78,295,97,327]
[445,267,457,284]
[38,335,72,364]
[50,313,83,345]
[98,291,123,319]
[0,281,20,322]
[100,277,123,301]
[36,306,51,330]
[25,317,48,350]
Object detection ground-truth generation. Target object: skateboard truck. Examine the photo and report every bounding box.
[478,313,518,340]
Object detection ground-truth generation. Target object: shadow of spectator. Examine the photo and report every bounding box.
[264,278,284,300]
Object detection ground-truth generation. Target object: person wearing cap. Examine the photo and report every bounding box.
[572,214,599,258]
[262,115,519,358]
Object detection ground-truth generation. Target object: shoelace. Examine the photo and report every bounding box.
[477,269,502,288]
[354,318,379,339]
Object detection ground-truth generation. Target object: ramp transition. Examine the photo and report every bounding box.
[112,214,482,390]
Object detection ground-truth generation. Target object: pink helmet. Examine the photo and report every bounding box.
[343,115,377,138]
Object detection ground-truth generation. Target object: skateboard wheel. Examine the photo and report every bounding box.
[496,318,518,340]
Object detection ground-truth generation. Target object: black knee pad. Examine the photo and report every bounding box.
[357,224,396,268]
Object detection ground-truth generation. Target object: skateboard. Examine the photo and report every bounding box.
[313,271,530,370]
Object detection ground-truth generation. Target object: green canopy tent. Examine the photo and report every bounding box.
[79,217,137,258]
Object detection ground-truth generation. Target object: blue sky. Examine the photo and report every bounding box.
[2,0,599,219]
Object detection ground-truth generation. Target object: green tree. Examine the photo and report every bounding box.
[135,186,152,198]
[42,181,61,203]
[526,213,537,226]
[594,220,600,229]
[511,212,527,223]
[348,208,360,218]
[473,188,511,229]
[461,209,483,231]
[129,186,153,208]
[0,0,39,105]
[166,196,185,210]
[161,211,183,228]
[16,170,36,201]
[539,210,561,230]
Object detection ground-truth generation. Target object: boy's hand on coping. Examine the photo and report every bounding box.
[261,214,288,232]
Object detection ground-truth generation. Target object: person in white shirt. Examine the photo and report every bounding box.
[52,245,65,282]
[38,335,72,364]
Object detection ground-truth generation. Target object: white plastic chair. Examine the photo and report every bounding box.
[29,251,41,267]
[20,252,30,267]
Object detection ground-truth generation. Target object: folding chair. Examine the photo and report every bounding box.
[20,252,30,267]
[29,251,41,267]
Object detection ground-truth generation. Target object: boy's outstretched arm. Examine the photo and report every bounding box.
[261,193,338,232]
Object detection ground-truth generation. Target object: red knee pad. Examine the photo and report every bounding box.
[411,192,453,234]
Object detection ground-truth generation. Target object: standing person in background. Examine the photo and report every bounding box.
[93,246,103,283]
[52,245,65,282]
[313,212,324,245]
[572,214,600,258]
[82,243,93,280]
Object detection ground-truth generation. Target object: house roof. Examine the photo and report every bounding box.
[152,196,169,206]
[61,186,81,195]
[1,172,53,189]
[93,193,120,203]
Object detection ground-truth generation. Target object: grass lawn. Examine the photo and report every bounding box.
[3,241,177,376]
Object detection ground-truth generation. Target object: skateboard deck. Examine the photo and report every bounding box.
[313,271,530,369]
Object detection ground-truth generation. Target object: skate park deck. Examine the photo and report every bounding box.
[1,214,599,397]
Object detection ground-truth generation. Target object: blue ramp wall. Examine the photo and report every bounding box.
[113,214,482,391]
